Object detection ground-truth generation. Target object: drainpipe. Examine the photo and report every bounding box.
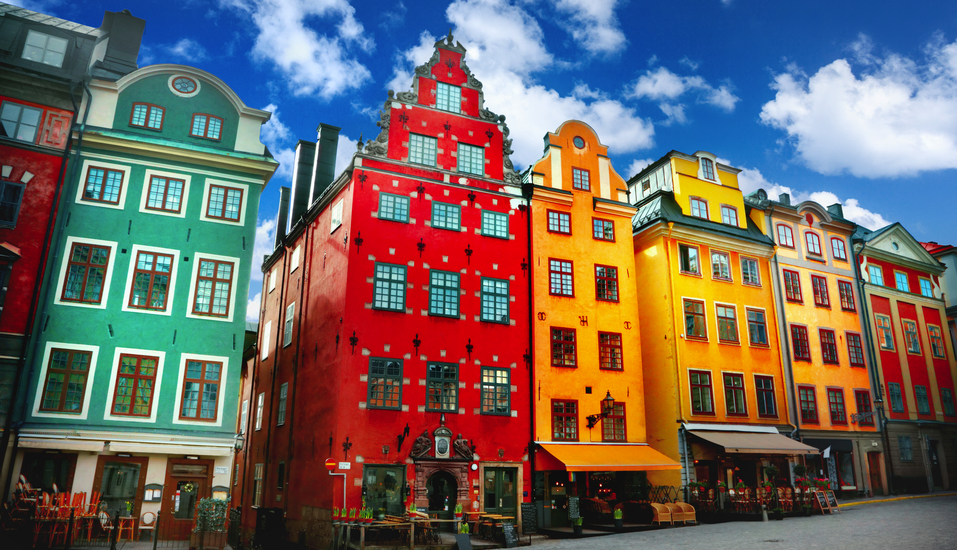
[260,240,289,510]
[661,221,688,490]
[284,219,311,515]
[522,184,535,505]
[2,79,91,499]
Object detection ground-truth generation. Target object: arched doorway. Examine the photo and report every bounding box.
[426,471,457,512]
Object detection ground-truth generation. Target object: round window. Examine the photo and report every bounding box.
[573,136,585,149]
[172,76,197,94]
[892,242,899,250]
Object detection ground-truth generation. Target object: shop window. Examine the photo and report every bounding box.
[362,465,406,515]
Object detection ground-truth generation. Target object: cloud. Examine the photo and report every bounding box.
[260,104,296,184]
[626,158,655,177]
[251,216,277,282]
[222,0,373,99]
[166,38,208,61]
[679,56,699,71]
[760,33,957,178]
[247,292,262,322]
[552,0,627,55]
[629,66,739,123]
[379,1,406,27]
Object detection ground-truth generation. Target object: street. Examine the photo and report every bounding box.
[534,495,957,549]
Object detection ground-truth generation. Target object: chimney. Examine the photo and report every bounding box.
[778,193,790,206]
[827,203,844,218]
[308,123,342,206]
[288,140,317,232]
[274,187,290,249]
[94,9,146,76]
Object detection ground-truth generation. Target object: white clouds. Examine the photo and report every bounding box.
[760,34,957,178]
[446,0,552,76]
[247,292,262,322]
[167,38,208,61]
[626,158,655,177]
[259,104,296,184]
[629,66,740,123]
[552,0,627,55]
[251,216,277,283]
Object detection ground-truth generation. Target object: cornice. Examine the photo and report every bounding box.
[531,185,574,207]
[862,247,945,276]
[593,197,636,217]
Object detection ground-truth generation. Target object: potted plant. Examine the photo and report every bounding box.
[460,522,470,535]
[792,464,807,478]
[348,508,357,523]
[735,479,746,491]
[771,507,785,521]
[613,508,623,530]
[191,498,228,550]
[332,507,340,521]
[454,503,463,519]
[717,481,727,493]
[572,516,583,536]
[408,503,417,518]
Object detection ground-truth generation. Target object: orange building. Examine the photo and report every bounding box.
[746,191,884,497]
[630,151,816,493]
[525,122,678,527]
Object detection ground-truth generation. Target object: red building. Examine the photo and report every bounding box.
[239,34,531,547]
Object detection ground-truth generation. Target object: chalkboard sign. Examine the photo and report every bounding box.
[568,496,580,520]
[520,503,537,534]
[814,491,830,515]
[502,523,518,548]
[453,533,473,550]
[825,490,840,513]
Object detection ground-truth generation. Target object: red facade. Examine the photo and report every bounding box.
[239,35,531,546]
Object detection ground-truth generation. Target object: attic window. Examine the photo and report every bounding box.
[701,158,715,180]
[22,30,67,68]
[436,83,461,114]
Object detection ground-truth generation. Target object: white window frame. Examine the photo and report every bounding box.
[409,134,438,167]
[138,169,191,219]
[277,382,288,426]
[184,252,240,323]
[170,353,229,427]
[457,142,484,176]
[75,159,133,210]
[240,399,249,434]
[120,244,180,317]
[283,302,295,347]
[199,179,249,226]
[330,198,344,233]
[102,347,166,423]
[268,269,277,293]
[435,82,462,113]
[290,246,301,273]
[31,341,100,420]
[52,236,119,310]
[21,30,68,68]
[261,321,272,360]
[696,153,718,182]
[255,392,264,431]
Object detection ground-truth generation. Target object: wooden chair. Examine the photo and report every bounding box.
[139,512,157,542]
[649,503,672,526]
[674,502,697,525]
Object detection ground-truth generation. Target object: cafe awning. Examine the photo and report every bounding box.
[688,430,819,455]
[537,443,681,472]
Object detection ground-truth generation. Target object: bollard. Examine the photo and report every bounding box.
[153,511,160,550]
[761,504,768,522]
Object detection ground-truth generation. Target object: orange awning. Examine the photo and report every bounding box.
[688,431,819,455]
[538,443,681,472]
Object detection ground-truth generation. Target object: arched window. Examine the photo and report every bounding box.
[701,158,715,180]
[776,224,794,248]
[831,237,847,260]
[805,232,822,256]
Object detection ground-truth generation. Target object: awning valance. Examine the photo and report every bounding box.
[538,443,681,472]
[689,431,819,456]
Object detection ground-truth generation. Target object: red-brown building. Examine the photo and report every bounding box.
[238,34,531,547]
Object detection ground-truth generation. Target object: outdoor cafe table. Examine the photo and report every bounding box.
[333,516,463,550]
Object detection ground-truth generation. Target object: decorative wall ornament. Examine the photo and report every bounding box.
[453,435,473,460]
[411,431,432,458]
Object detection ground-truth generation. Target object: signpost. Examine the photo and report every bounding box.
[825,490,841,514]
[814,491,830,515]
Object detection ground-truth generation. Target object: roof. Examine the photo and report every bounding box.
[0,2,104,37]
[922,241,956,255]
[744,189,855,226]
[633,190,775,247]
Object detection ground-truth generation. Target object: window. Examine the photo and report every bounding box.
[876,314,894,350]
[283,303,295,347]
[888,382,904,413]
[690,370,714,414]
[756,376,776,417]
[915,385,930,415]
[572,168,590,191]
[277,462,285,491]
[847,333,866,367]
[799,386,818,423]
[129,251,173,311]
[255,392,264,430]
[820,329,839,364]
[61,243,110,304]
[373,263,406,311]
[0,180,24,226]
[409,134,437,166]
[39,349,90,413]
[831,238,847,261]
[130,103,164,130]
[684,299,707,339]
[895,272,910,292]
[192,259,233,317]
[277,382,288,425]
[902,319,921,354]
[268,270,276,293]
[240,400,248,434]
[919,278,933,297]
[700,157,715,180]
[720,205,738,226]
[678,244,700,275]
[179,359,221,421]
[898,436,913,462]
[261,322,271,360]
[429,271,459,318]
[368,358,402,410]
[480,278,509,323]
[481,210,508,238]
[547,210,571,234]
[290,246,300,272]
[724,373,746,415]
[791,325,811,361]
[929,326,946,358]
[690,197,708,219]
[190,114,223,140]
[716,305,738,343]
[598,332,623,370]
[457,143,484,175]
[741,257,760,285]
[827,388,847,424]
[868,265,884,286]
[595,265,618,302]
[805,232,822,256]
[234,465,239,487]
[21,30,68,67]
[549,259,574,296]
[481,367,510,415]
[82,166,124,204]
[811,275,830,307]
[111,354,158,417]
[379,193,410,223]
[746,309,768,346]
[601,401,626,442]
[592,218,614,241]
[206,184,243,221]
[941,389,955,416]
[783,269,803,302]
[855,390,874,426]
[432,201,461,231]
[838,280,855,311]
[711,251,731,281]
[0,101,42,143]
[426,363,458,412]
[145,176,185,213]
[776,224,794,248]
[552,400,578,440]
[435,82,462,113]
[551,328,576,367]
[253,464,264,506]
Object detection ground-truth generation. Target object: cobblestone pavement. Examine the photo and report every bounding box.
[534,495,957,550]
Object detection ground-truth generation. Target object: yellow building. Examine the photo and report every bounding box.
[630,151,816,493]
[746,192,885,497]
[525,121,678,526]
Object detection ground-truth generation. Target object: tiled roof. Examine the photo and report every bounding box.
[633,190,774,247]
[0,2,103,37]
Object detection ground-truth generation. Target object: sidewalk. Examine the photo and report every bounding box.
[834,491,957,507]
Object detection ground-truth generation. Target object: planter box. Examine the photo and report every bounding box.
[190,531,227,550]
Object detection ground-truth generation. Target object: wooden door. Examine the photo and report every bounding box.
[161,459,213,540]
[867,452,882,495]
[483,467,517,519]
[92,455,148,521]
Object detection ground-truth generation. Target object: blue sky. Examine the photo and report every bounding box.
[15,0,957,320]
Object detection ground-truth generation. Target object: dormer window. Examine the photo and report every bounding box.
[22,30,68,68]
[701,158,715,180]
[131,103,164,130]
[690,197,708,219]
[190,114,223,140]
[436,83,461,114]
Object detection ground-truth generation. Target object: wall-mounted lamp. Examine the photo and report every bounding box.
[585,391,615,429]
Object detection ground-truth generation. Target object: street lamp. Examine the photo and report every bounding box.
[585,391,616,429]
[234,432,245,453]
